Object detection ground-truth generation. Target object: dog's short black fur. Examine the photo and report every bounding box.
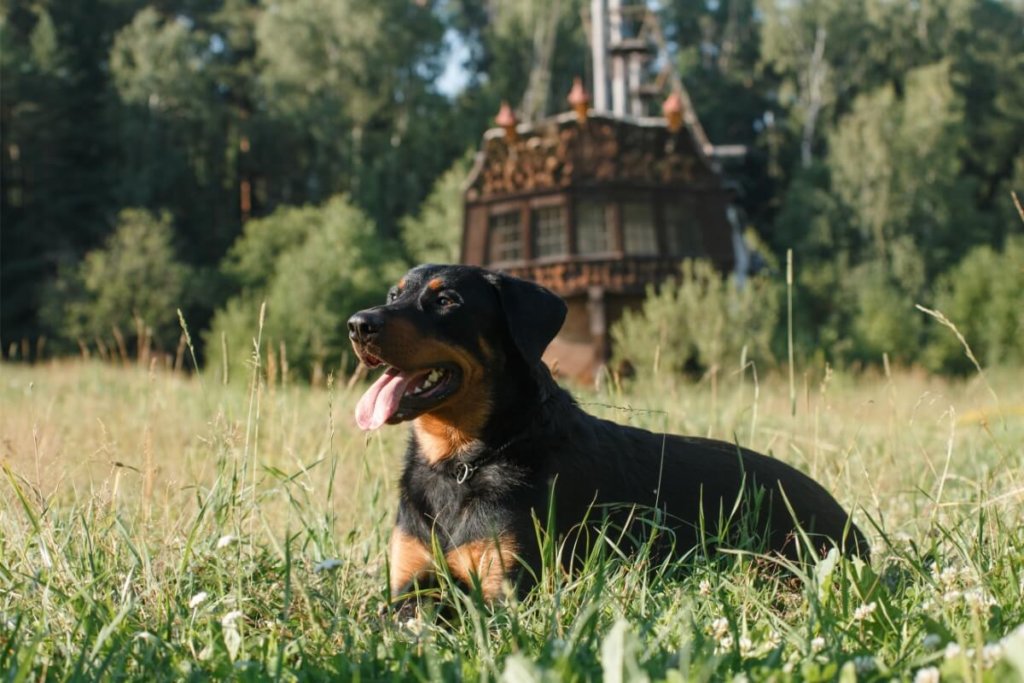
[348,265,869,605]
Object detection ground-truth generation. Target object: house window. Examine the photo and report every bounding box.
[664,197,702,256]
[622,201,657,255]
[532,205,567,258]
[576,199,613,255]
[488,210,522,263]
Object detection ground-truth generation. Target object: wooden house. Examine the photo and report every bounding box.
[461,0,744,380]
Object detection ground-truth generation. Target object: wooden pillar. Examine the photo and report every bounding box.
[610,200,624,257]
[520,202,532,261]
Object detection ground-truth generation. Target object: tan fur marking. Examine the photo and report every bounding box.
[362,316,493,464]
[389,527,433,597]
[413,343,492,464]
[444,534,519,601]
[427,277,444,290]
[398,277,406,289]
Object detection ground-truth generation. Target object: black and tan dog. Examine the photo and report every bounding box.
[348,264,868,607]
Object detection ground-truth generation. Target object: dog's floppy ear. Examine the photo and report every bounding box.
[485,272,567,364]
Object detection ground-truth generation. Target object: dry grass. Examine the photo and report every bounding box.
[2,358,1023,680]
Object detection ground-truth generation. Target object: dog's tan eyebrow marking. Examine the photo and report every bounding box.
[427,278,445,291]
[397,277,406,289]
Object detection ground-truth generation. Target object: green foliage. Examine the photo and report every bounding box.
[220,203,320,290]
[924,237,1024,373]
[846,247,926,365]
[254,0,462,236]
[43,209,191,352]
[207,196,406,380]
[3,361,1024,680]
[4,0,1024,377]
[110,8,214,119]
[399,151,473,264]
[612,260,780,377]
[829,61,985,275]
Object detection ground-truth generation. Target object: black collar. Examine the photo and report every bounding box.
[447,434,528,484]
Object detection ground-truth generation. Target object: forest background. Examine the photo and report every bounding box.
[3,0,1022,379]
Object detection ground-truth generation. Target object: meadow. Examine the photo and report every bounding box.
[1,358,1023,681]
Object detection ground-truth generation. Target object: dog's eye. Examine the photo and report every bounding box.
[387,288,399,303]
[436,293,460,308]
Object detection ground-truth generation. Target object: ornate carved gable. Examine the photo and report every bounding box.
[465,113,719,201]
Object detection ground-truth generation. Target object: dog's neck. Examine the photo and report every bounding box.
[412,416,482,465]
[411,360,562,465]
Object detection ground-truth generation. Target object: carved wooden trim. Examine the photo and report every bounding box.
[466,115,717,200]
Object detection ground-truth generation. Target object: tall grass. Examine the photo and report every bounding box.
[1,356,1023,680]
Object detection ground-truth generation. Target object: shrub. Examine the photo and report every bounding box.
[847,239,927,364]
[611,260,781,378]
[924,236,1024,373]
[206,196,406,382]
[43,209,191,353]
[399,151,472,264]
[220,202,320,290]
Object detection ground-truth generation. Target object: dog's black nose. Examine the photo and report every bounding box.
[347,311,383,342]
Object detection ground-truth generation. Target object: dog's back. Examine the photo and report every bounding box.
[528,393,869,563]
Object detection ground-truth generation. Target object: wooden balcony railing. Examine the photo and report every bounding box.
[497,256,682,296]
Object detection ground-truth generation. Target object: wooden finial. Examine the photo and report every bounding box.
[662,93,683,133]
[495,101,518,142]
[567,77,590,123]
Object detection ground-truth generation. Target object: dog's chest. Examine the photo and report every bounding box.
[402,458,525,547]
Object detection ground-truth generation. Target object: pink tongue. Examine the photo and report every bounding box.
[355,369,416,431]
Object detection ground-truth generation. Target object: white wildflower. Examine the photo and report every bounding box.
[401,616,425,636]
[853,655,876,674]
[189,591,209,609]
[935,566,959,589]
[718,635,734,651]
[914,666,940,683]
[216,534,237,549]
[783,662,795,674]
[698,579,712,597]
[942,589,962,604]
[963,589,996,609]
[739,636,753,656]
[314,558,343,573]
[711,617,730,640]
[943,642,962,660]
[220,610,244,627]
[811,636,826,653]
[134,631,155,642]
[922,633,942,650]
[853,601,877,622]
[982,643,1003,667]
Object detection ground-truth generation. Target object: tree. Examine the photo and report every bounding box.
[254,0,459,238]
[828,61,984,276]
[109,3,257,264]
[207,196,406,381]
[1,0,135,354]
[43,209,192,353]
[400,151,474,264]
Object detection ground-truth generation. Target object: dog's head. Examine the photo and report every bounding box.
[347,265,566,433]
